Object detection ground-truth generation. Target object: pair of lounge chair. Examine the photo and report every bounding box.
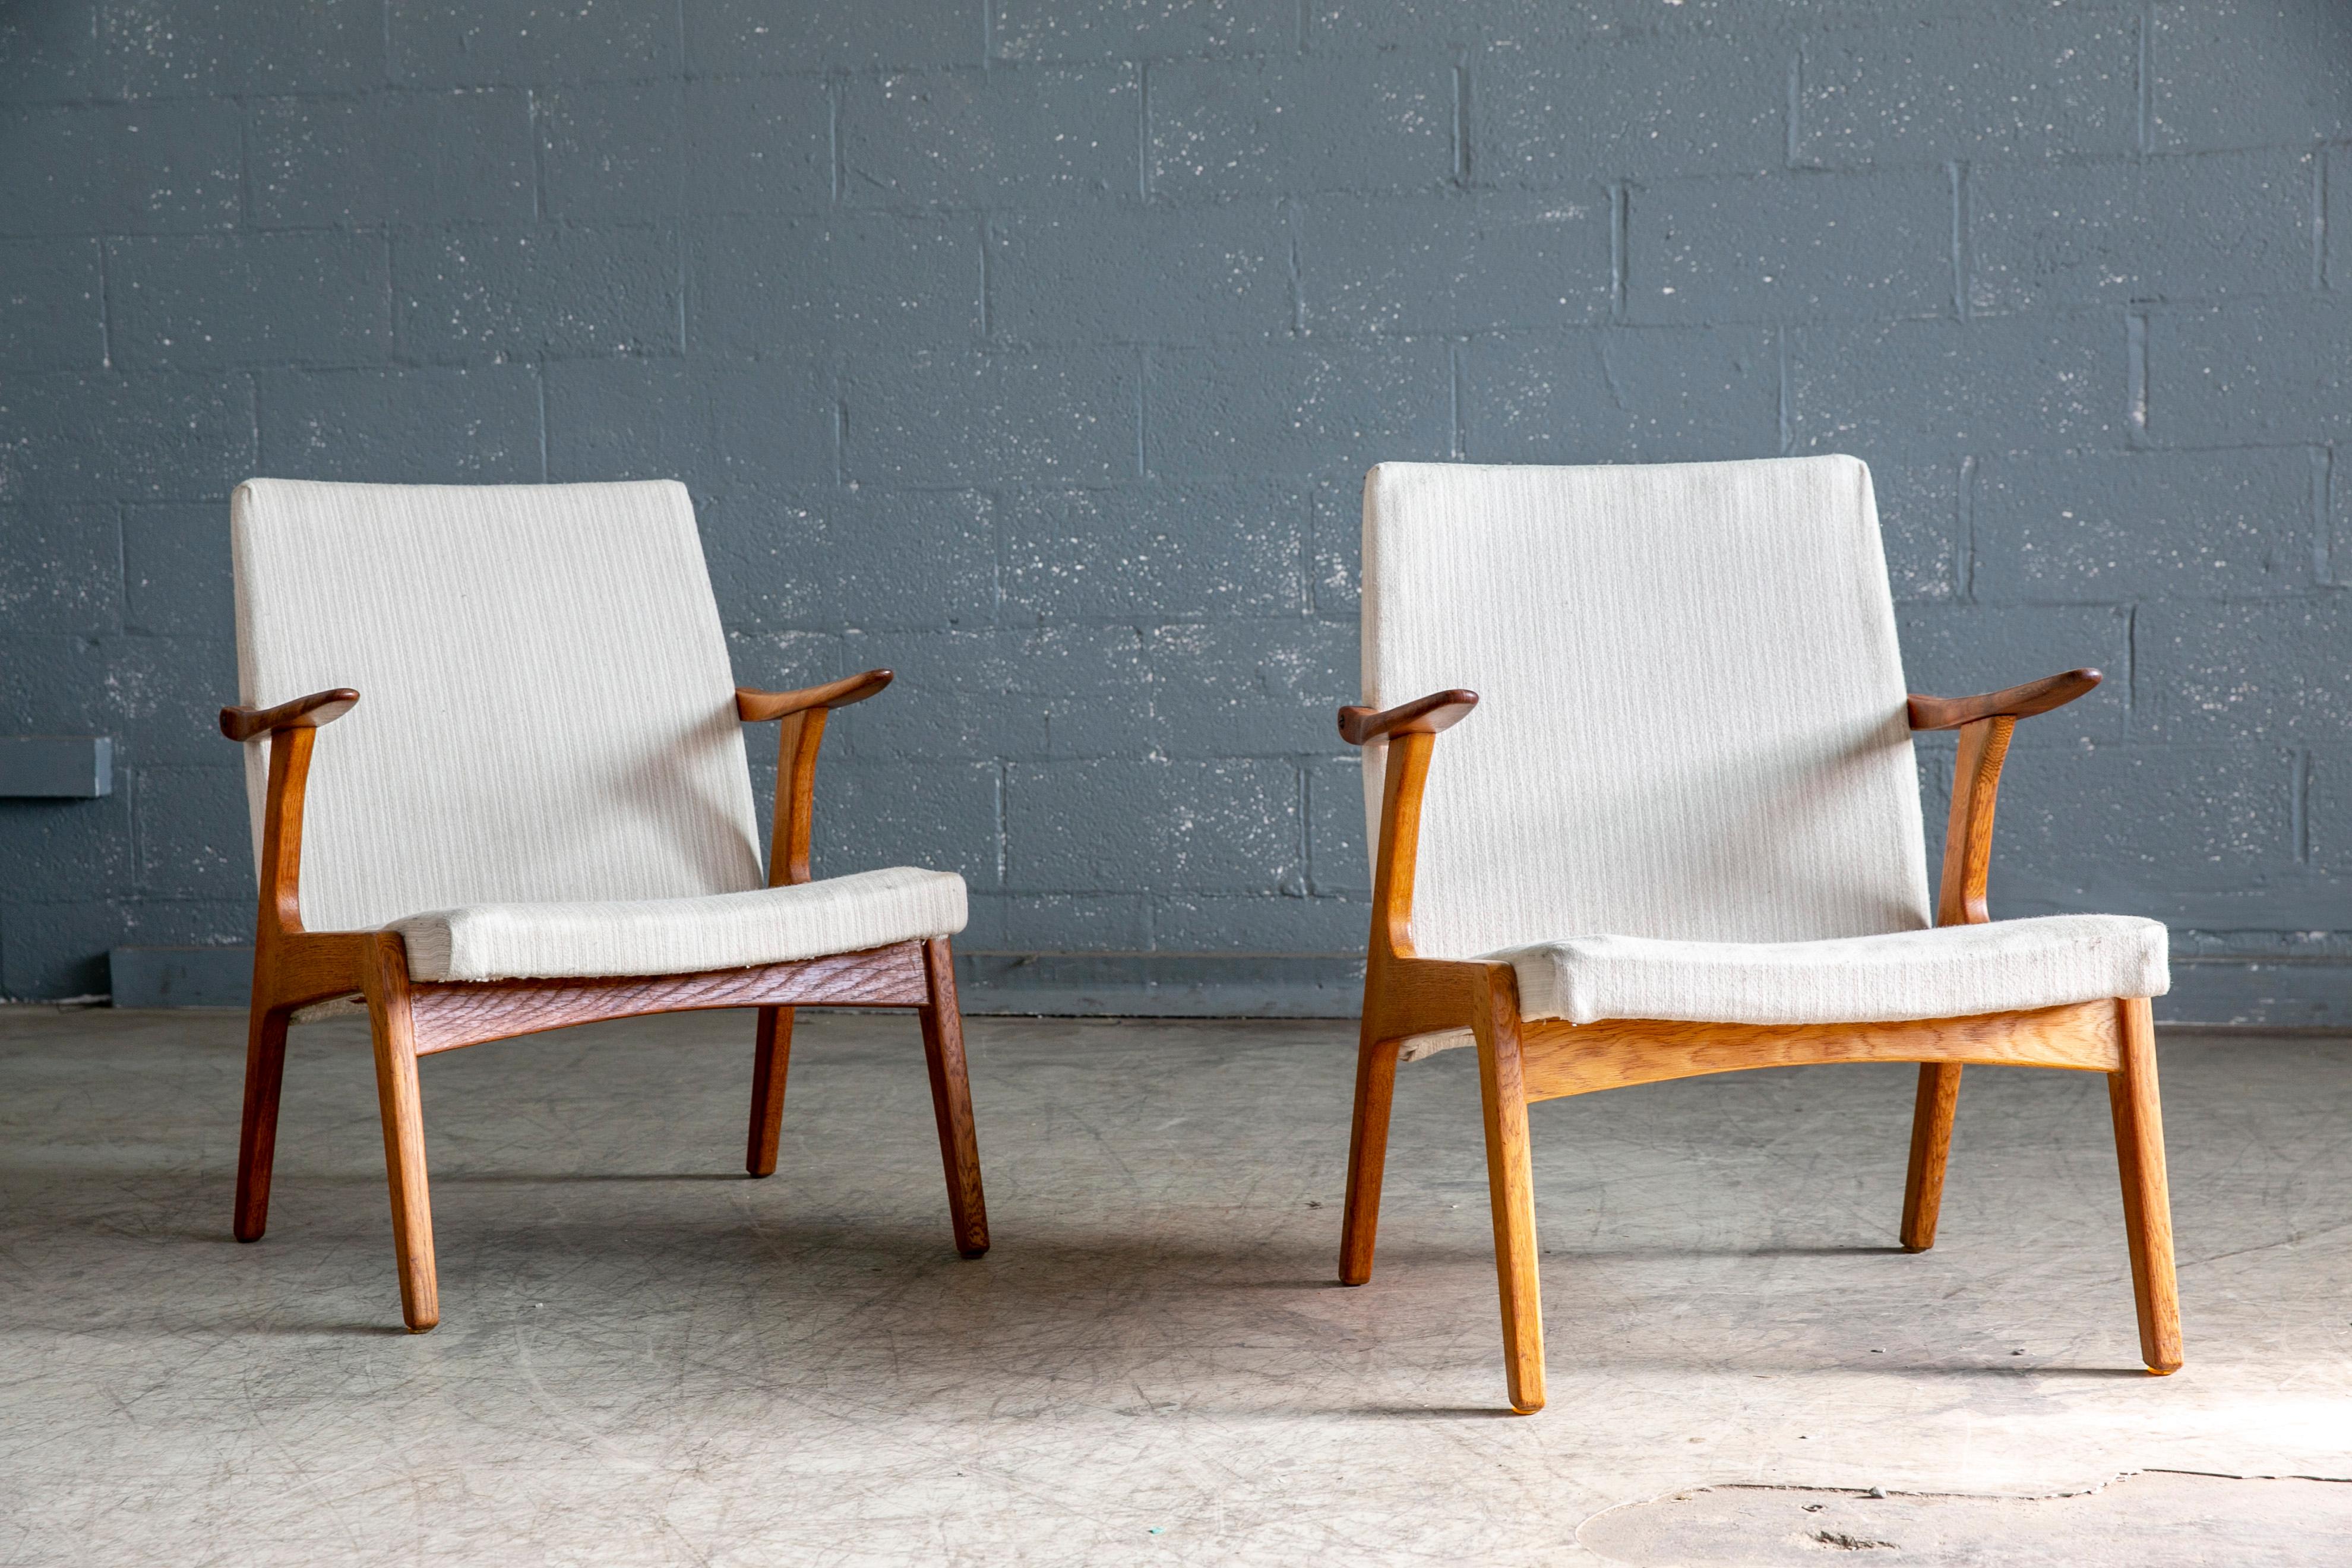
[222,457,2177,1412]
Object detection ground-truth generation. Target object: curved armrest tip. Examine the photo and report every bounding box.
[220,688,360,742]
[1907,667,2101,732]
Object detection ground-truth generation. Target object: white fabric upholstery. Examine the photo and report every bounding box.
[232,479,962,984]
[1359,457,2168,1052]
[390,867,968,983]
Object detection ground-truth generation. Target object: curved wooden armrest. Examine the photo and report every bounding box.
[735,669,894,722]
[1908,669,2100,732]
[219,688,360,742]
[1338,688,1480,746]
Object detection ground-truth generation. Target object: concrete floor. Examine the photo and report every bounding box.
[2,1008,2347,1566]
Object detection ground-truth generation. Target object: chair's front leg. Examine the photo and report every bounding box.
[1900,1063,1964,1251]
[745,1006,795,1177]
[916,938,989,1258]
[361,933,439,1332]
[1473,977,1545,1414]
[2108,997,2183,1374]
[232,995,292,1243]
[1338,1032,1402,1286]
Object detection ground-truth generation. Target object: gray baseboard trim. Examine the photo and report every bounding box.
[91,945,2352,1030]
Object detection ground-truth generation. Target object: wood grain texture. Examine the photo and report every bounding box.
[734,668,893,722]
[2110,997,2185,1374]
[1474,971,1545,1415]
[219,685,360,741]
[231,998,290,1243]
[1516,1001,2120,1103]
[405,942,932,1056]
[1337,1032,1402,1286]
[1337,687,1480,745]
[745,1006,794,1178]
[917,937,990,1258]
[1937,716,2016,927]
[361,932,438,1333]
[1899,1063,1964,1252]
[1907,668,2100,731]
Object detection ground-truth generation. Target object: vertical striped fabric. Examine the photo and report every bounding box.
[232,480,766,935]
[1361,456,1934,963]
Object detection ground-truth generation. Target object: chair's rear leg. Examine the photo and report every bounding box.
[1474,998,1545,1415]
[2108,997,2183,1374]
[362,934,438,1332]
[232,1002,292,1243]
[916,938,989,1258]
[1900,1063,1964,1251]
[1338,1034,1402,1285]
[745,1006,795,1177]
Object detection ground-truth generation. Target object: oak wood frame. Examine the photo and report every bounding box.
[224,669,988,1333]
[1335,669,2180,1414]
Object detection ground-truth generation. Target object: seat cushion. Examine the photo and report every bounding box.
[387,867,967,984]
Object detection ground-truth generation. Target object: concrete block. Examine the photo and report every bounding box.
[108,944,252,1008]
[104,0,382,97]
[1896,603,2133,741]
[1870,460,1959,603]
[1626,170,1953,325]
[691,214,981,352]
[2149,1,2352,153]
[535,80,684,220]
[1305,752,1370,897]
[249,90,535,229]
[2309,753,2352,875]
[2136,597,2352,744]
[1311,478,1360,617]
[842,65,1139,207]
[0,503,123,636]
[1788,315,2124,456]
[1144,619,1355,757]
[953,951,1360,1015]
[1147,340,1450,478]
[0,739,113,799]
[1006,757,1301,894]
[395,226,681,362]
[842,349,1138,485]
[2,634,239,766]
[1974,449,2315,603]
[1971,150,2314,316]
[685,76,833,216]
[810,759,1001,888]
[543,355,836,492]
[1301,191,1613,334]
[1152,892,1368,953]
[391,0,676,86]
[0,100,239,235]
[1149,53,1454,200]
[688,0,981,72]
[255,366,545,484]
[829,626,1154,762]
[1001,482,1308,624]
[990,203,1289,343]
[995,893,1152,952]
[0,239,103,368]
[700,486,997,633]
[0,897,246,1000]
[991,0,1295,63]
[2143,299,2352,447]
[1458,328,1780,464]
[108,232,392,369]
[132,765,248,900]
[122,504,232,638]
[1474,36,1787,184]
[0,371,254,501]
[0,1,104,104]
[1796,10,2137,168]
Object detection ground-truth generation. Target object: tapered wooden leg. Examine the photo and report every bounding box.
[1339,1033,1402,1286]
[916,938,989,1258]
[745,1005,795,1177]
[1900,1062,1964,1252]
[1474,986,1545,1414]
[2108,997,2182,1374]
[232,999,291,1243]
[361,934,438,1332]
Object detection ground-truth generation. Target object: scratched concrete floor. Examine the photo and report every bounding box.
[2,1008,2347,1566]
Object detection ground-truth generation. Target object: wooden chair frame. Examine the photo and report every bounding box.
[225,669,988,1332]
[1335,669,2181,1414]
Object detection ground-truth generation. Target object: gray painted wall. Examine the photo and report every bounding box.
[2,1,2348,1019]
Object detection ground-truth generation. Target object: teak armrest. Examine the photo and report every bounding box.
[1338,688,1480,745]
[735,669,894,722]
[1907,668,2100,732]
[219,688,361,741]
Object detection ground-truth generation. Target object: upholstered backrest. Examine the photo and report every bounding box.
[232,480,764,934]
[1361,456,1931,962]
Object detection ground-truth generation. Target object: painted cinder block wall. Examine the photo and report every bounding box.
[1,1,2347,1019]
